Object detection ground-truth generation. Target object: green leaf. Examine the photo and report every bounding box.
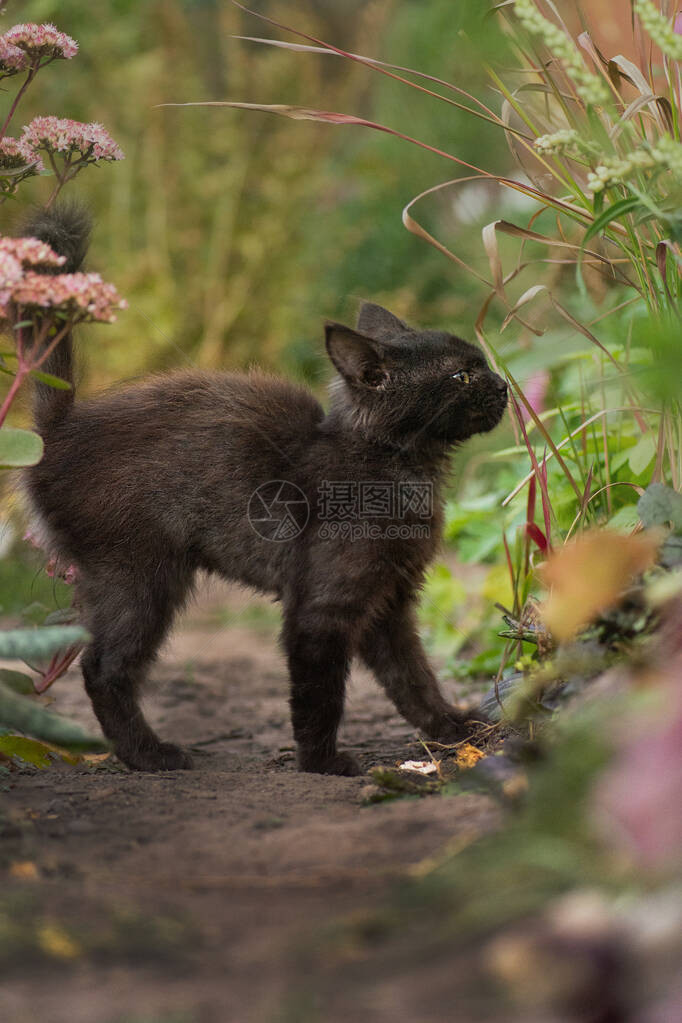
[583,196,642,246]
[0,669,35,695]
[608,504,640,531]
[0,626,90,660]
[0,426,43,468]
[21,602,51,627]
[0,735,53,768]
[627,431,656,476]
[638,483,682,531]
[30,370,72,391]
[0,682,107,751]
[44,608,79,627]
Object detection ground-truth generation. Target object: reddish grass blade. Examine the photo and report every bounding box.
[526,522,548,553]
[402,178,493,286]
[507,370,582,501]
[231,34,527,136]
[159,101,492,176]
[539,455,552,545]
[656,241,681,314]
[509,388,560,536]
[526,470,537,530]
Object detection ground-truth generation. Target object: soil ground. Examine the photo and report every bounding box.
[0,581,500,1023]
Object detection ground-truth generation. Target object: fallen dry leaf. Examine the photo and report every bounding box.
[455,743,485,769]
[540,529,660,642]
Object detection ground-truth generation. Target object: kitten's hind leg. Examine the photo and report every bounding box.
[78,563,194,772]
[282,607,361,777]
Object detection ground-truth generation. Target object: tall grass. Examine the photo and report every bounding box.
[209,2,681,511]
[178,1,681,643]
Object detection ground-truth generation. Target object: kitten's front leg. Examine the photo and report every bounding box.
[282,611,361,776]
[359,600,473,743]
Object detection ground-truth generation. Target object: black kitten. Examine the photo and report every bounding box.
[24,205,508,775]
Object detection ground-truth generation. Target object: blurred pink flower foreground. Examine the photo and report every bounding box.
[595,600,682,873]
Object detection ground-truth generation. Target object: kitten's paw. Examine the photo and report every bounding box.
[117,742,194,772]
[424,708,472,745]
[298,751,363,777]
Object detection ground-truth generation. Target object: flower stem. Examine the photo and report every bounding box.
[0,65,37,138]
[32,320,73,369]
[0,364,29,427]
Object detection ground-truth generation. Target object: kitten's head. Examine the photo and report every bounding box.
[325,302,508,450]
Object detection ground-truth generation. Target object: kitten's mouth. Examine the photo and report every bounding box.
[472,396,508,433]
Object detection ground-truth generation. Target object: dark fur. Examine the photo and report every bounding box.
[24,206,508,775]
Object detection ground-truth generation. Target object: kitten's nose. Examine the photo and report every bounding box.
[496,376,508,398]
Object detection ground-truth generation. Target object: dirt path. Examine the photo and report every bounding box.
[0,583,499,1023]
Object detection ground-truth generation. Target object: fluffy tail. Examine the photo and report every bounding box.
[22,202,92,431]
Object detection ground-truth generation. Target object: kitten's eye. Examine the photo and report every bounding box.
[451,370,470,384]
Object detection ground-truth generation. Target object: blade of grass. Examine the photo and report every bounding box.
[502,406,663,507]
[231,35,531,138]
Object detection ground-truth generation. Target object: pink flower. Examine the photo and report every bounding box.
[0,36,27,75]
[23,527,42,550]
[675,13,682,36]
[0,136,44,171]
[595,656,682,872]
[0,137,45,185]
[0,238,125,324]
[7,269,127,323]
[3,23,78,62]
[62,563,78,585]
[0,235,65,268]
[521,369,550,421]
[21,116,124,163]
[0,250,23,304]
[24,529,77,585]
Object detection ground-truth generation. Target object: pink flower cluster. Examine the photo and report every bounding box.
[0,235,65,267]
[0,236,65,309]
[0,136,45,173]
[2,23,78,62]
[0,249,24,303]
[21,116,124,163]
[0,234,126,324]
[0,35,27,74]
[10,270,127,324]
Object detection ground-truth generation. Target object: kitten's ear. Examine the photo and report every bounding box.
[325,322,391,388]
[356,302,408,341]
